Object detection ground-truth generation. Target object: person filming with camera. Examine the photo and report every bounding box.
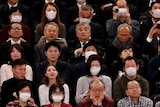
[142,21,160,61]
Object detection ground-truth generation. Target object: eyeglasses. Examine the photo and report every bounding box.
[127,86,140,90]
[11,27,22,30]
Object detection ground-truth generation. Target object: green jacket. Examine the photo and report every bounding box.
[113,74,149,103]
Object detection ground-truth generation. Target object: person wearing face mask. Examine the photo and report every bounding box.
[67,5,105,41]
[34,2,66,44]
[67,22,104,64]
[44,84,72,107]
[70,42,108,106]
[6,80,38,107]
[75,54,112,104]
[106,0,140,43]
[1,7,32,43]
[113,56,149,104]
[31,0,68,30]
[1,59,37,107]
[140,1,160,47]
[38,64,69,106]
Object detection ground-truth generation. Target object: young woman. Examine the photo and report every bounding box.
[75,54,112,104]
[38,64,69,106]
[35,2,66,43]
[0,44,33,86]
[44,84,72,107]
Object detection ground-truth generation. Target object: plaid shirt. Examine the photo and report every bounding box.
[6,100,38,107]
[117,96,153,107]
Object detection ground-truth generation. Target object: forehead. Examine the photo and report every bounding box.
[128,81,139,87]
[152,3,160,8]
[116,0,126,6]
[45,24,58,30]
[47,45,59,51]
[77,24,89,29]
[85,45,96,50]
[91,82,104,88]
[125,59,136,65]
[11,23,22,27]
[46,4,56,9]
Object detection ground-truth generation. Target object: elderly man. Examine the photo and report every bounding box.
[67,22,103,64]
[67,4,104,41]
[106,0,140,42]
[113,56,149,103]
[34,22,67,63]
[117,80,153,107]
[78,79,115,107]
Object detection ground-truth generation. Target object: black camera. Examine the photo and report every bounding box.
[157,24,160,29]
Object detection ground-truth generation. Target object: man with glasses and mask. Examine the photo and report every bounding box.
[78,79,115,107]
[117,80,153,107]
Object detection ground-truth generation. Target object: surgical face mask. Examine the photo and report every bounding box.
[10,15,22,22]
[52,95,63,102]
[126,67,137,77]
[152,9,160,18]
[79,18,91,24]
[90,66,101,76]
[85,51,97,60]
[46,11,57,21]
[117,8,127,17]
[19,92,31,102]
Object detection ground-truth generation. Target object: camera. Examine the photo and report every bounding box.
[157,24,160,29]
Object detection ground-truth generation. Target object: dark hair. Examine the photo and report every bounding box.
[149,0,160,10]
[83,41,98,52]
[86,54,103,76]
[39,2,61,36]
[12,59,26,68]
[118,44,133,55]
[42,64,64,86]
[16,80,32,98]
[123,56,138,67]
[9,7,22,16]
[49,84,64,103]
[45,41,61,52]
[8,22,23,31]
[8,44,24,63]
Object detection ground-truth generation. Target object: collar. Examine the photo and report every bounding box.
[77,2,86,11]
[8,2,18,9]
[45,0,55,3]
[11,38,21,45]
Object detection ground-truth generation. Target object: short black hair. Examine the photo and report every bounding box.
[45,41,61,52]
[16,80,32,98]
[86,54,103,76]
[49,84,64,103]
[12,59,26,68]
[118,44,133,55]
[83,41,98,52]
[123,56,138,67]
[149,0,160,10]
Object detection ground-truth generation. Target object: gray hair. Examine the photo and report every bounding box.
[75,22,91,32]
[89,79,105,89]
[80,5,94,14]
[117,23,132,35]
[44,22,59,31]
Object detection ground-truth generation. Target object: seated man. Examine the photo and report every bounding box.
[113,56,149,103]
[0,59,36,107]
[117,80,153,107]
[78,79,115,107]
[34,22,68,63]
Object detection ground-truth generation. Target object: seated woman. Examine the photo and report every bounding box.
[6,80,37,107]
[0,44,33,87]
[75,54,112,104]
[44,84,72,107]
[38,64,69,106]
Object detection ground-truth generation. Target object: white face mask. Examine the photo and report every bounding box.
[19,92,31,102]
[10,15,22,22]
[90,66,101,76]
[52,95,63,102]
[85,51,97,60]
[126,67,137,77]
[46,10,57,21]
[152,9,160,18]
[79,18,91,24]
[117,8,127,17]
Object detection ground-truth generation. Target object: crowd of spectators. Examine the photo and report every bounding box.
[0,0,160,107]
